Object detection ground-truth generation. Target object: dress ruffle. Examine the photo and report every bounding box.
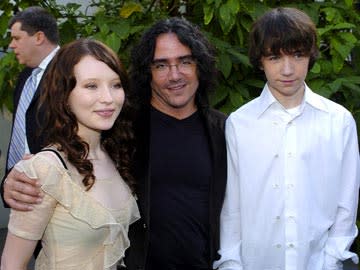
[15,155,140,269]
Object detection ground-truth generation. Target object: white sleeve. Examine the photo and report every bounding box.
[213,117,243,270]
[323,114,360,269]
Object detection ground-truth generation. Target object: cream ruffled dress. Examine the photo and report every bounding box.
[8,151,140,270]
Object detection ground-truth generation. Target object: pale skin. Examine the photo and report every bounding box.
[3,32,201,209]
[260,49,310,109]
[1,56,125,270]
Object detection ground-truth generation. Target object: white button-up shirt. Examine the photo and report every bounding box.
[214,84,360,270]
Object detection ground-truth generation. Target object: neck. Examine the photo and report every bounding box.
[270,85,305,109]
[77,129,103,159]
[150,100,197,120]
[34,43,58,67]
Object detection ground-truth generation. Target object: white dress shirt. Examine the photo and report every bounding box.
[214,84,360,270]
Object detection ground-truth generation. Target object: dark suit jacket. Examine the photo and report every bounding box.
[124,104,228,270]
[1,67,47,206]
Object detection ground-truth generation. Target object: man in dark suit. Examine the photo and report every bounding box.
[2,6,59,205]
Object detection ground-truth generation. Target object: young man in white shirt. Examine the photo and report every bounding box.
[214,7,360,270]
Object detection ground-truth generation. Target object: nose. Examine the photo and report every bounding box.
[99,87,114,103]
[167,64,182,81]
[9,39,15,49]
[281,56,294,76]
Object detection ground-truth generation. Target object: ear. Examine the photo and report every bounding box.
[34,31,46,45]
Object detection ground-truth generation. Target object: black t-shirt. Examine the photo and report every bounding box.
[147,107,211,270]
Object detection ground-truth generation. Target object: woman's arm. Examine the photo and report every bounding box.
[1,232,37,270]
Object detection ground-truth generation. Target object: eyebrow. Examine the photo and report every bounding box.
[152,54,193,63]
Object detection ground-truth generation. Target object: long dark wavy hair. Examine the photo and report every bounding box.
[39,38,135,191]
[129,17,217,109]
[249,7,319,71]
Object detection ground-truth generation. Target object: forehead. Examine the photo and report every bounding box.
[10,22,28,36]
[153,33,192,61]
[74,55,118,80]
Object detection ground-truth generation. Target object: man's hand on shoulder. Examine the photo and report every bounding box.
[4,167,43,211]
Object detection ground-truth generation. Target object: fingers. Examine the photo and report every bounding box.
[10,169,41,188]
[4,197,36,211]
[4,169,43,211]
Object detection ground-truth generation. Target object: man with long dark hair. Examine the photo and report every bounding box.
[125,17,227,270]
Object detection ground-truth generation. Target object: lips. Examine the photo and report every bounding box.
[167,82,186,91]
[95,109,115,117]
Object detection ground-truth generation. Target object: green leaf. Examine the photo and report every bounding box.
[105,32,121,53]
[0,12,10,37]
[244,79,265,89]
[332,22,355,30]
[343,82,360,94]
[310,62,321,74]
[344,0,353,8]
[345,76,360,84]
[228,49,251,67]
[328,79,344,93]
[219,4,233,34]
[316,85,334,98]
[332,54,344,74]
[318,23,355,36]
[322,7,338,23]
[228,0,240,14]
[120,2,142,18]
[58,21,77,44]
[229,89,244,108]
[338,32,357,45]
[210,85,229,107]
[331,38,352,60]
[307,79,326,92]
[99,22,110,35]
[218,53,232,79]
[110,20,131,40]
[204,4,214,25]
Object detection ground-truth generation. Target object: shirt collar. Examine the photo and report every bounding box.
[255,82,329,118]
[38,45,60,71]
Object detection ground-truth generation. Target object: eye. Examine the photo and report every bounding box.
[268,55,280,61]
[181,59,192,65]
[112,82,123,89]
[294,51,304,58]
[85,83,97,90]
[153,63,168,70]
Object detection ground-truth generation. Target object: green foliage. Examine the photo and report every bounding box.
[0,0,359,254]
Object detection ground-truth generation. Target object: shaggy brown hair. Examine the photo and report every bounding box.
[249,7,319,71]
[39,38,135,191]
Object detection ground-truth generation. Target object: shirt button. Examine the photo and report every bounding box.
[287,183,294,189]
[274,154,279,158]
[275,216,281,220]
[288,243,295,248]
[276,244,282,248]
[273,183,279,189]
[288,152,292,157]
